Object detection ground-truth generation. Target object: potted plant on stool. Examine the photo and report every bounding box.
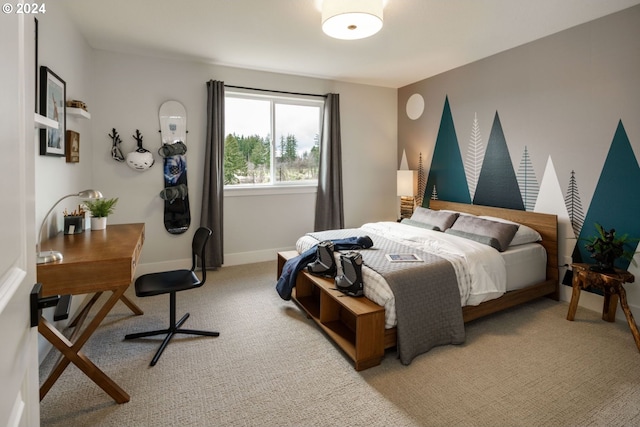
[584,223,637,272]
[84,197,118,230]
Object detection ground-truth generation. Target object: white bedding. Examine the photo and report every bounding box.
[296,221,546,329]
[503,243,547,291]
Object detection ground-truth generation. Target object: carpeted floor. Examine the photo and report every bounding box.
[40,261,640,426]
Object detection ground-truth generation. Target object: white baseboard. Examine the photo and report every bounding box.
[223,246,294,266]
[136,246,294,277]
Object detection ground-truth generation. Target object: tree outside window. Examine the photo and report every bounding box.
[224,93,322,186]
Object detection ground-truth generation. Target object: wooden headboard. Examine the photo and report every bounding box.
[429,201,559,308]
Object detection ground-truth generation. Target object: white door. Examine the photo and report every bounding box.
[0,5,40,426]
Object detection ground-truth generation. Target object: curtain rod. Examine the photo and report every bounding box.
[224,84,327,99]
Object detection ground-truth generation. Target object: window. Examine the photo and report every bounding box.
[224,91,323,187]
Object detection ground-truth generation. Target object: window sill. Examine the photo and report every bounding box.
[224,184,317,197]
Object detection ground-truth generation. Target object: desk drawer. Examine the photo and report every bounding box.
[131,227,144,276]
[37,223,146,296]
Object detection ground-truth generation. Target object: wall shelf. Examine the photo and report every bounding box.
[66,107,91,120]
[34,113,58,130]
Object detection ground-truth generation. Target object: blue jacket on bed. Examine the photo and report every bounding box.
[276,236,373,300]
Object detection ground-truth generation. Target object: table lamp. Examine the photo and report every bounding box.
[37,189,103,264]
[397,170,416,219]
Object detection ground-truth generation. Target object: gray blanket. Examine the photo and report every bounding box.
[309,229,465,365]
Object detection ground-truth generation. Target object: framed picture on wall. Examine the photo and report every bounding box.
[34,18,38,113]
[66,130,79,163]
[39,66,66,156]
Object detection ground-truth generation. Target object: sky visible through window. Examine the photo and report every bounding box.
[225,96,320,157]
[275,103,320,157]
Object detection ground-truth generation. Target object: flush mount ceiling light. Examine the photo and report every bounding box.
[322,0,384,40]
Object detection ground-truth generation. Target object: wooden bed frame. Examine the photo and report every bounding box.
[277,201,559,370]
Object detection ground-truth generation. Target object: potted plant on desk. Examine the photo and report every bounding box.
[84,197,118,230]
[583,223,638,272]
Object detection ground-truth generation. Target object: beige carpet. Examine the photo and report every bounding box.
[40,261,640,427]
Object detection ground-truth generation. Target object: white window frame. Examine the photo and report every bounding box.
[223,90,324,195]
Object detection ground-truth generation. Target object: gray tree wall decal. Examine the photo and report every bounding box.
[516,146,540,211]
[564,170,585,238]
[416,152,426,207]
[464,113,484,200]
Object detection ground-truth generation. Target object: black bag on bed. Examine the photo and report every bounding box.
[276,236,373,301]
[306,240,336,277]
[335,251,364,297]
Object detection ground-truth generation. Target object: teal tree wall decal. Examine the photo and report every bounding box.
[424,96,470,206]
[578,120,640,270]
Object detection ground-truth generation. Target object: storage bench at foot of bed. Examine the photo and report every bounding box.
[277,251,385,371]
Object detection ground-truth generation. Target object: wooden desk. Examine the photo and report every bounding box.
[567,263,639,352]
[37,223,145,404]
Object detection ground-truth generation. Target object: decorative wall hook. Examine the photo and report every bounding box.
[126,129,155,172]
[109,128,125,162]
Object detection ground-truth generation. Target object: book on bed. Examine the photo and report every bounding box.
[385,254,423,262]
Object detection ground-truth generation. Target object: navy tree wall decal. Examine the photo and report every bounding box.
[473,112,525,210]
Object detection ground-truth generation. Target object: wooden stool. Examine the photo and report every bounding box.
[567,263,639,352]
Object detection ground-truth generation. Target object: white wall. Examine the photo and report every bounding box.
[36,5,94,230]
[90,50,397,272]
[34,3,94,362]
[33,2,397,362]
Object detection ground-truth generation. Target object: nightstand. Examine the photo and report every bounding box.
[567,263,639,352]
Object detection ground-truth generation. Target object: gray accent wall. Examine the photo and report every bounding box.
[398,5,640,317]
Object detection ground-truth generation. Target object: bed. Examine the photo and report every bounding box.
[277,200,559,370]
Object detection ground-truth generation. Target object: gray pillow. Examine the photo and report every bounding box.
[479,215,542,246]
[409,207,459,231]
[445,229,504,251]
[445,215,519,252]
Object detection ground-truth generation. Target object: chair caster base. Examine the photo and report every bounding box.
[125,312,219,366]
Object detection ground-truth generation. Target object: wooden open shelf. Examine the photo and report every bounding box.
[278,251,385,370]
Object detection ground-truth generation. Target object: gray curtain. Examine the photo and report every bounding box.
[201,80,225,268]
[314,93,344,231]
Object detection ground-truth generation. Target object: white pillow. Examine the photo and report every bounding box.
[479,215,542,246]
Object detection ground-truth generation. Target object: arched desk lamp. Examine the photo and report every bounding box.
[36,189,103,264]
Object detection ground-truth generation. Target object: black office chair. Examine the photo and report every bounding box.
[124,227,219,366]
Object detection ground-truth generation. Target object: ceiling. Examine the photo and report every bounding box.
[61,0,640,88]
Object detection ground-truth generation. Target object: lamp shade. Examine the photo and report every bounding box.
[322,0,383,40]
[77,189,103,199]
[397,170,416,196]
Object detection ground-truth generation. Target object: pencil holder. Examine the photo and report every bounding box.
[64,216,84,234]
